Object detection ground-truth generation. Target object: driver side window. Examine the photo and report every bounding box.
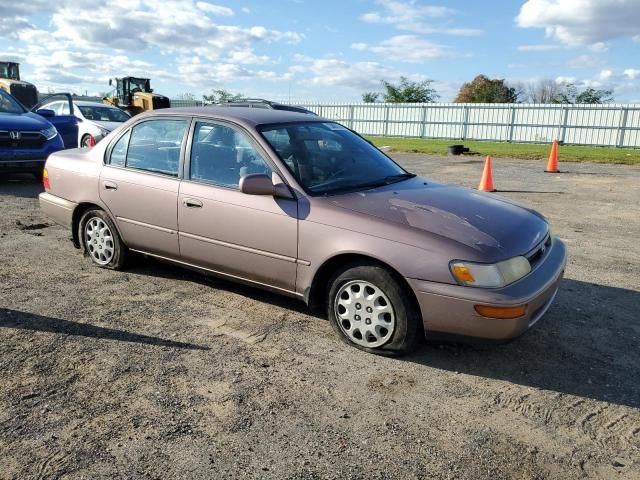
[189,122,272,188]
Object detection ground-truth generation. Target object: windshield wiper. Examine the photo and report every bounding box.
[355,173,416,189]
[383,173,416,183]
[321,173,416,195]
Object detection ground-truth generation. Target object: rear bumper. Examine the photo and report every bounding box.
[39,192,77,229]
[408,236,567,340]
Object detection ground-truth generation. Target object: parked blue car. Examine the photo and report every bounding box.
[0,90,78,178]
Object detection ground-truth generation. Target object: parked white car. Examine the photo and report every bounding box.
[40,100,130,147]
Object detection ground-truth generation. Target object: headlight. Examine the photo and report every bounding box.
[450,256,531,288]
[41,126,58,140]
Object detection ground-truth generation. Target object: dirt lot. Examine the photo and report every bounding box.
[1,154,639,480]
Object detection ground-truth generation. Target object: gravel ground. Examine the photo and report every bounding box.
[0,153,639,480]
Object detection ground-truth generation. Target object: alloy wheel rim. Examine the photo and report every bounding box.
[334,280,395,348]
[84,217,114,265]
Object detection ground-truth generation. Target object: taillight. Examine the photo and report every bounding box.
[42,168,50,190]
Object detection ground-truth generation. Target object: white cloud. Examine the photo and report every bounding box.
[517,44,562,52]
[351,35,450,63]
[301,58,421,90]
[623,68,640,79]
[569,54,606,69]
[175,56,291,87]
[516,0,640,48]
[0,0,304,94]
[597,69,613,81]
[196,2,234,16]
[361,0,482,36]
[555,76,576,84]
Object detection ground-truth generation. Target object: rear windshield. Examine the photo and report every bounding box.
[78,105,130,122]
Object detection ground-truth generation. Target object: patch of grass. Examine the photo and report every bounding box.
[367,137,640,165]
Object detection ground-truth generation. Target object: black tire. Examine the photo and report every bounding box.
[80,134,92,148]
[327,262,422,356]
[78,209,128,270]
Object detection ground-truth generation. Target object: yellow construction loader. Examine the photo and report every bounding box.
[102,77,170,116]
[0,61,38,108]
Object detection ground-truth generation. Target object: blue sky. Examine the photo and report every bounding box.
[1,0,639,102]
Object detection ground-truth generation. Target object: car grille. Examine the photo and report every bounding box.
[0,131,46,149]
[526,234,552,268]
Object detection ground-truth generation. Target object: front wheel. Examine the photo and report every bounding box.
[79,209,127,269]
[80,134,93,148]
[327,263,422,356]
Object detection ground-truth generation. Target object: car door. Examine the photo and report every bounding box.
[178,120,298,292]
[100,117,190,259]
[32,94,79,148]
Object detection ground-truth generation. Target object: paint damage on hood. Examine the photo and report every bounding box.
[330,176,548,259]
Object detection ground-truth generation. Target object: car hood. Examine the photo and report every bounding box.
[329,176,548,260]
[90,120,123,132]
[0,111,52,131]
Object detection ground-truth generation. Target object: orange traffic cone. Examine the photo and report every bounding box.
[88,135,96,148]
[478,155,496,192]
[545,139,559,173]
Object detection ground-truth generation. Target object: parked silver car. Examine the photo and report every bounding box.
[40,99,130,147]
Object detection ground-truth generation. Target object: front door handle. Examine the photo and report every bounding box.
[103,181,118,191]
[183,198,203,208]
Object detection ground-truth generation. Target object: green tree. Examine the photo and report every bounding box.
[575,87,614,104]
[203,89,244,104]
[454,75,519,103]
[381,77,438,103]
[361,92,381,103]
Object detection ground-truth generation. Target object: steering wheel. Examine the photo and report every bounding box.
[325,167,348,181]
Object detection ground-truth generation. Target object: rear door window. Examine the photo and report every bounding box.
[124,119,188,177]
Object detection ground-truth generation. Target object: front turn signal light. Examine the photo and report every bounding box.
[474,304,527,319]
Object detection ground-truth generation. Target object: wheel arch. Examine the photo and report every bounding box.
[306,253,421,320]
[71,202,123,249]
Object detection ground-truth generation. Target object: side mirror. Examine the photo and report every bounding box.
[240,173,293,199]
[35,109,55,118]
[239,173,275,196]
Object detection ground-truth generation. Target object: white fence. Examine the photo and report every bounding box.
[67,96,640,148]
[292,102,640,148]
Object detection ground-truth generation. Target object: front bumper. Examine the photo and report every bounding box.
[408,236,567,340]
[0,137,64,173]
[39,192,77,229]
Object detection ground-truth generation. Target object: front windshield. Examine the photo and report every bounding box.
[259,122,412,195]
[129,78,150,92]
[0,90,26,114]
[78,105,130,122]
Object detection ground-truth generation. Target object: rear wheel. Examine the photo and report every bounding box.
[79,209,127,269]
[327,263,421,356]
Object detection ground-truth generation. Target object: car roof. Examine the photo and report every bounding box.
[140,106,327,128]
[74,100,117,107]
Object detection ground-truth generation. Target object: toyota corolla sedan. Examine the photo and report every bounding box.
[39,108,566,355]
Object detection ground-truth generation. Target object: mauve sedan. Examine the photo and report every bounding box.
[38,108,566,355]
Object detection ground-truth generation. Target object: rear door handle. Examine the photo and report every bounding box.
[183,198,203,208]
[103,181,118,191]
